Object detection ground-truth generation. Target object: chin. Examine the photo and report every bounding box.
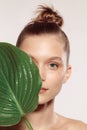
[38,100,47,105]
[38,97,54,105]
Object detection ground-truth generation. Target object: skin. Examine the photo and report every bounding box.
[20,34,71,105]
[0,34,87,130]
[18,34,87,130]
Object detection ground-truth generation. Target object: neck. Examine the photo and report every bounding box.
[23,99,57,130]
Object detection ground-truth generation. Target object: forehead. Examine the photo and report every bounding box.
[20,34,67,64]
[21,34,65,55]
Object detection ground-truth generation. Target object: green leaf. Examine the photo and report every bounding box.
[0,42,42,129]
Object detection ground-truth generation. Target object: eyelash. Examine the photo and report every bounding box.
[48,63,59,70]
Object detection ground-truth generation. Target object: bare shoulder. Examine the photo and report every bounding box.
[56,114,87,130]
[67,119,87,130]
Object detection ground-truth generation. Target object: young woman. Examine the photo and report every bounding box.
[1,5,87,130]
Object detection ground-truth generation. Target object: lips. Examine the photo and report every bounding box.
[39,88,48,94]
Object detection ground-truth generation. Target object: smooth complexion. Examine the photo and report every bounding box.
[16,34,72,130]
[7,34,87,130]
[20,34,71,105]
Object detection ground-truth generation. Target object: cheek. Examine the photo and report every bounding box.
[47,70,65,82]
[47,71,65,90]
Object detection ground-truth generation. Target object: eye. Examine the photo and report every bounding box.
[48,63,59,70]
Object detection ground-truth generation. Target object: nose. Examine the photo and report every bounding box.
[39,65,46,81]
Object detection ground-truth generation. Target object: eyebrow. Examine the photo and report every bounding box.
[29,54,63,62]
[47,57,62,62]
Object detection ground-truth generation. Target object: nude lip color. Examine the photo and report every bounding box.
[39,88,48,94]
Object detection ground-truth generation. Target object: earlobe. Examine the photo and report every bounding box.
[63,65,72,83]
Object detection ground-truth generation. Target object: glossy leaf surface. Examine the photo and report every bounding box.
[0,42,42,127]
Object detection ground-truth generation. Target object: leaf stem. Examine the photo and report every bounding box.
[24,117,33,130]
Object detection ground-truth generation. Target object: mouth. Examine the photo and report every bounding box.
[39,88,48,94]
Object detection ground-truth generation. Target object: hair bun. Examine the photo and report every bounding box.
[33,5,63,27]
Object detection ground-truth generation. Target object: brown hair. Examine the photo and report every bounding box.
[16,5,70,64]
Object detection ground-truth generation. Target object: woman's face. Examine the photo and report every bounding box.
[19,34,71,104]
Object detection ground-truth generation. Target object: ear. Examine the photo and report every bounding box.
[63,65,72,84]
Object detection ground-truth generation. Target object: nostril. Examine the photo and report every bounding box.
[41,74,46,81]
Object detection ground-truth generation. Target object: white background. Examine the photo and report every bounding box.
[0,0,87,123]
